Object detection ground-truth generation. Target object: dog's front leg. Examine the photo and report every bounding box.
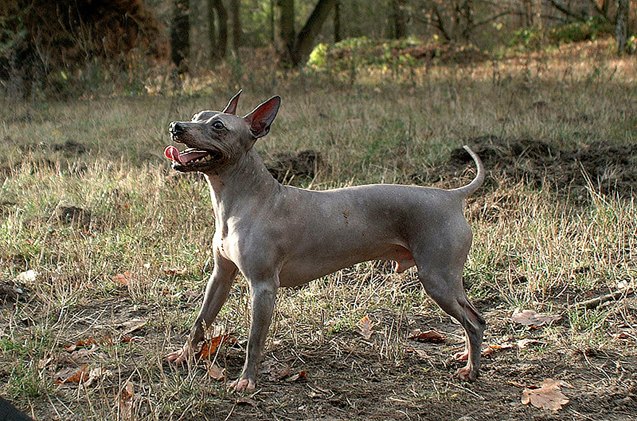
[166,250,238,364]
[229,277,278,392]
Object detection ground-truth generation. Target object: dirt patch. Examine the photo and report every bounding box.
[52,205,92,228]
[443,136,637,199]
[266,150,324,184]
[52,140,87,156]
[0,280,27,305]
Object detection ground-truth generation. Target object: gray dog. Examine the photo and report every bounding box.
[165,91,485,391]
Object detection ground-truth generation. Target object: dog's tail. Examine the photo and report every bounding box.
[453,145,485,197]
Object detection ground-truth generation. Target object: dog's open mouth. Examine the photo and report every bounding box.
[164,146,221,167]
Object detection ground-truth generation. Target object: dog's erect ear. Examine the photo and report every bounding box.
[222,89,242,114]
[244,96,281,139]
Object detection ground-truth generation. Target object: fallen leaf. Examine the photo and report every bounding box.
[112,271,132,286]
[358,315,374,340]
[38,355,54,369]
[120,334,143,343]
[70,344,100,362]
[120,318,147,336]
[405,346,429,359]
[206,363,226,381]
[285,370,307,383]
[119,381,135,420]
[236,397,257,406]
[521,378,571,411]
[615,332,631,340]
[163,267,187,276]
[268,365,293,381]
[517,338,543,349]
[84,367,112,387]
[199,334,231,359]
[55,365,90,384]
[482,343,514,357]
[64,337,98,352]
[512,309,561,328]
[15,270,38,283]
[408,329,446,343]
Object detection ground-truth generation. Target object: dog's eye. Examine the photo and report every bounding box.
[212,121,225,130]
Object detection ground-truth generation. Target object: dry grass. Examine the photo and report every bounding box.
[1,38,636,420]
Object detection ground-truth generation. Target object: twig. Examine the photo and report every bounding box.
[571,288,635,310]
[447,381,485,400]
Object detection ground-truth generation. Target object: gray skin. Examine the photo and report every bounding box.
[164,91,486,392]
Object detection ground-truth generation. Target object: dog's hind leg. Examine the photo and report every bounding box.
[412,229,485,380]
[418,268,485,380]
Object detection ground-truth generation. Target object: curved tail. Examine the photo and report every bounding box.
[453,145,485,197]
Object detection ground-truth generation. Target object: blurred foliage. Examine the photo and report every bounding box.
[509,16,615,51]
[308,36,487,71]
[0,0,634,99]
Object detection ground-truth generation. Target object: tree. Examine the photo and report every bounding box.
[391,0,408,39]
[208,0,228,63]
[231,0,242,52]
[334,0,341,43]
[171,0,190,73]
[276,0,337,66]
[615,0,629,54]
[170,0,190,74]
[418,1,511,42]
[276,0,296,63]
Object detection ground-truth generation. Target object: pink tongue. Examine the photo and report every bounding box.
[164,146,182,163]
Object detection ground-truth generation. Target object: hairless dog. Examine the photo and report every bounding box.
[164,91,486,392]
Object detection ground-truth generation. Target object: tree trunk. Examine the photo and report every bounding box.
[208,0,218,63]
[231,0,242,52]
[270,0,276,43]
[615,0,629,54]
[292,0,336,65]
[461,0,475,40]
[170,0,190,73]
[212,0,228,60]
[276,0,296,64]
[391,0,407,39]
[334,0,341,43]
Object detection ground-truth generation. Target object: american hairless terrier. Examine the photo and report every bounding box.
[164,91,486,392]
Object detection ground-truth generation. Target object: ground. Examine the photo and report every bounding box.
[0,38,636,420]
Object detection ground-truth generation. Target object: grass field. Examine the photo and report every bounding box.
[1,38,636,420]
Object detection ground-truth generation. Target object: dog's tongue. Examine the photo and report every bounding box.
[164,146,210,165]
[164,146,182,163]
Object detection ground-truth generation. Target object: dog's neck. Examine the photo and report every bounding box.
[203,148,281,223]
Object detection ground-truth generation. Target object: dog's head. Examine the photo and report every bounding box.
[166,90,281,173]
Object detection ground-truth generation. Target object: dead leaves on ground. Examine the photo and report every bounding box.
[262,361,308,383]
[46,319,148,389]
[521,378,571,411]
[408,329,446,343]
[512,309,561,329]
[112,271,133,286]
[198,334,237,359]
[357,315,375,340]
[54,365,112,386]
[119,381,135,420]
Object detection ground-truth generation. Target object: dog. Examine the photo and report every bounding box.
[164,91,485,392]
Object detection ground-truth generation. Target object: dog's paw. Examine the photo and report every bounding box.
[455,366,477,382]
[229,377,256,392]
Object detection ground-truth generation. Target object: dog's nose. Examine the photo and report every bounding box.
[169,122,184,135]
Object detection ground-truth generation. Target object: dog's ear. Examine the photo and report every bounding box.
[244,96,281,139]
[222,89,242,114]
